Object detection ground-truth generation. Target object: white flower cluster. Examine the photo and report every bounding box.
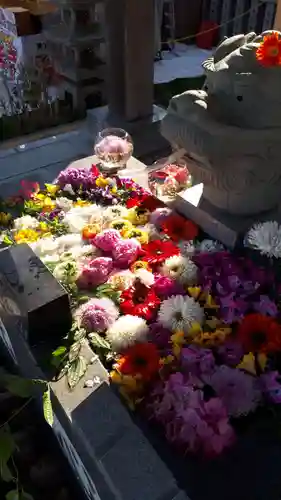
[245,221,281,258]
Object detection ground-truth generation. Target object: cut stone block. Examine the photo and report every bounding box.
[175,183,281,249]
[100,426,179,500]
[0,244,72,344]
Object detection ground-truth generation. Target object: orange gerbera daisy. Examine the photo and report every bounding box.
[117,343,160,381]
[256,32,281,67]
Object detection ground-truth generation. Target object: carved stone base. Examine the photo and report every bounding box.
[175,183,281,249]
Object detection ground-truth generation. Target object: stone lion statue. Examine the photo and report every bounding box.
[161,31,281,216]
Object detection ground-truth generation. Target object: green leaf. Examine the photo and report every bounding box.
[3,235,13,246]
[77,295,90,304]
[89,333,111,351]
[52,346,67,358]
[43,386,53,427]
[0,428,16,464]
[21,492,34,500]
[1,374,33,398]
[67,356,87,390]
[1,462,14,482]
[6,490,19,500]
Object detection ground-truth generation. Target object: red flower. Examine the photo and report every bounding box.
[126,193,162,211]
[141,239,180,267]
[90,164,100,177]
[118,342,160,381]
[237,313,281,354]
[120,282,161,321]
[19,180,40,200]
[161,214,198,242]
[256,32,281,67]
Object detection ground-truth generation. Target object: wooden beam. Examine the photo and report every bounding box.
[1,7,41,36]
[274,0,281,30]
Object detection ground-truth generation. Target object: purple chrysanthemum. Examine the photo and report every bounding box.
[76,297,119,332]
[148,323,172,350]
[56,167,96,191]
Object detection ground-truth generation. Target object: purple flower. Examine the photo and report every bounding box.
[181,345,215,379]
[77,297,119,332]
[219,292,248,323]
[259,371,281,404]
[207,365,261,417]
[56,167,96,191]
[216,340,244,367]
[253,295,278,317]
[148,323,172,350]
[153,275,185,299]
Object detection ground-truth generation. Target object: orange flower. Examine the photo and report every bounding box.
[256,32,281,67]
[117,343,160,381]
[161,214,198,242]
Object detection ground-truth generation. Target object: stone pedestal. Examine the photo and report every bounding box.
[175,183,281,249]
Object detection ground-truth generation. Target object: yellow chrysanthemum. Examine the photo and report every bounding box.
[130,261,151,273]
[193,327,231,348]
[170,330,185,357]
[95,177,109,188]
[14,229,40,244]
[110,219,133,233]
[125,208,149,225]
[74,199,92,208]
[123,228,148,244]
[0,212,12,226]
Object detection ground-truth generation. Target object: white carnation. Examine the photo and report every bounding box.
[161,255,198,285]
[14,215,39,230]
[106,315,149,352]
[158,295,203,334]
[29,237,58,257]
[245,221,281,258]
[196,239,224,253]
[102,205,129,226]
[56,233,83,252]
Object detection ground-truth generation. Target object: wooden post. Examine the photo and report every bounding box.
[274,0,281,30]
[105,0,154,122]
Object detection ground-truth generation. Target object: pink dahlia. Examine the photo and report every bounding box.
[77,257,113,288]
[77,297,119,332]
[113,238,141,267]
[94,229,121,253]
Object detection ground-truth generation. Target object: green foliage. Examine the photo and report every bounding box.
[89,333,111,351]
[67,356,87,389]
[42,386,53,427]
[95,284,121,304]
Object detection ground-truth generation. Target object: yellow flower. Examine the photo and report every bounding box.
[187,286,202,300]
[96,177,109,188]
[188,322,203,339]
[125,208,149,225]
[111,187,117,194]
[193,327,231,348]
[123,228,148,244]
[74,199,92,208]
[238,352,267,375]
[130,261,151,273]
[0,212,12,226]
[110,219,132,233]
[170,330,185,357]
[45,183,60,196]
[159,355,174,366]
[14,228,40,244]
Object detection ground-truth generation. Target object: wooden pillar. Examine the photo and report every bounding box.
[105,0,154,122]
[274,0,281,30]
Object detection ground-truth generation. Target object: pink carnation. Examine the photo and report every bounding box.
[112,238,141,267]
[94,229,121,252]
[77,297,119,332]
[77,257,113,288]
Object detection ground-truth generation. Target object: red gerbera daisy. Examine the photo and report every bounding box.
[126,193,163,211]
[237,313,281,354]
[120,281,161,321]
[161,214,198,242]
[256,32,281,67]
[141,239,180,267]
[118,342,160,381]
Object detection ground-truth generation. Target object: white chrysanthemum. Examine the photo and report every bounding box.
[102,205,129,225]
[179,240,195,257]
[63,204,103,232]
[61,244,98,261]
[245,221,281,258]
[56,196,73,212]
[196,239,224,253]
[56,233,83,252]
[63,213,85,233]
[53,260,78,284]
[134,269,155,287]
[14,215,39,230]
[106,315,149,352]
[161,255,198,285]
[29,237,58,257]
[158,295,203,334]
[41,254,60,266]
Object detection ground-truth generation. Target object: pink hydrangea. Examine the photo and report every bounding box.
[94,229,121,253]
[112,238,141,267]
[77,297,119,332]
[77,257,113,288]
